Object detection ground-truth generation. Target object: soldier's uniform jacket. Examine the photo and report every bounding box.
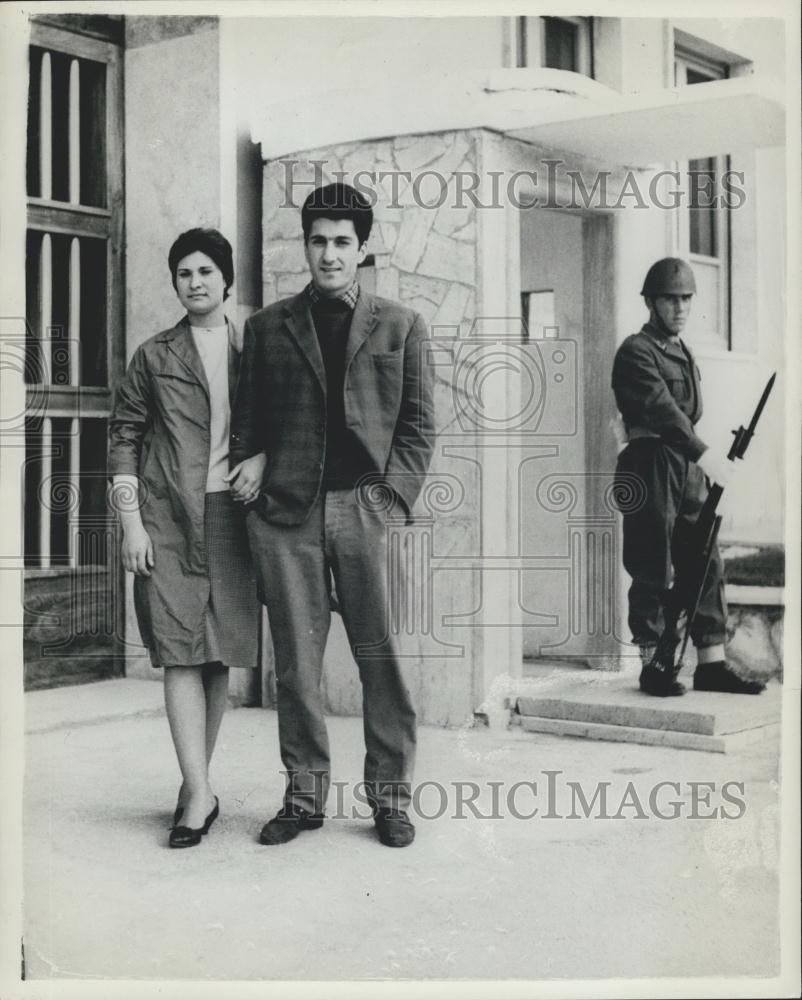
[612,322,707,460]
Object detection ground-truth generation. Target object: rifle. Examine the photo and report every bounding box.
[641,373,776,696]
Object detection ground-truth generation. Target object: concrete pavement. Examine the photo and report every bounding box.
[21,678,787,987]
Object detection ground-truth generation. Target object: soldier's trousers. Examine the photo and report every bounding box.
[615,440,727,650]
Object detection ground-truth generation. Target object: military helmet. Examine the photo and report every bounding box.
[641,257,697,297]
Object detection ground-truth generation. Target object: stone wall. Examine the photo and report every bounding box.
[727,606,784,683]
[262,131,486,727]
[263,131,477,323]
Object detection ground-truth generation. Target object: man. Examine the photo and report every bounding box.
[228,183,435,846]
[612,257,765,698]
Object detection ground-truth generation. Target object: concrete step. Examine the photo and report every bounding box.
[513,673,781,753]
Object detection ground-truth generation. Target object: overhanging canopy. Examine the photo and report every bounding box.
[506,77,785,167]
[249,69,785,168]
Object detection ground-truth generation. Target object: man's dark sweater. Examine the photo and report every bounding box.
[310,295,373,491]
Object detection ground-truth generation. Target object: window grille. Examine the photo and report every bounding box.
[24,21,123,571]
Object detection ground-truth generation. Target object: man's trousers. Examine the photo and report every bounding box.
[615,439,728,650]
[246,490,417,815]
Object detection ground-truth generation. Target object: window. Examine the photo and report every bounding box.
[514,17,592,76]
[675,49,730,350]
[25,19,123,569]
[23,17,124,687]
[521,290,556,343]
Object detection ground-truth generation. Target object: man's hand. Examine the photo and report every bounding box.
[609,412,628,453]
[225,453,267,503]
[121,523,154,576]
[696,448,734,489]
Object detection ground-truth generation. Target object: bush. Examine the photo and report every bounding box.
[724,546,785,587]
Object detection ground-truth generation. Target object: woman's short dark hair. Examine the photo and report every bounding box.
[168,228,234,300]
[301,183,373,245]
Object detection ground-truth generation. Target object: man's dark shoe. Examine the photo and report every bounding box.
[259,805,324,846]
[639,664,686,697]
[374,808,415,848]
[693,661,766,695]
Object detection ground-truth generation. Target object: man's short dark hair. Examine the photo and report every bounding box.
[168,228,234,300]
[301,183,373,245]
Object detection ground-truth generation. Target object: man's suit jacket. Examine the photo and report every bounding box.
[230,288,435,525]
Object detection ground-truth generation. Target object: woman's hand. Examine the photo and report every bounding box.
[121,523,155,576]
[225,453,267,503]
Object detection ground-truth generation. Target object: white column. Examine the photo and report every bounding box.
[68,417,80,567]
[474,131,524,709]
[39,417,52,568]
[40,234,52,385]
[69,236,80,385]
[40,52,52,200]
[68,57,80,204]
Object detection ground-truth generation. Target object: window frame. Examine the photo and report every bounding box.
[26,20,124,568]
[673,46,732,352]
[512,16,593,77]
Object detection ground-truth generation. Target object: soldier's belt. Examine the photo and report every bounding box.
[627,427,662,441]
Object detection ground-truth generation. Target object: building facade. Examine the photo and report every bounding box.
[14,13,787,719]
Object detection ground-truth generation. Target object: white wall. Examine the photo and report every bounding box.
[230,15,507,129]
[673,18,785,81]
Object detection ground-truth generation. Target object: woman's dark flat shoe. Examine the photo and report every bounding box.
[168,797,219,848]
[169,823,202,848]
[202,797,220,833]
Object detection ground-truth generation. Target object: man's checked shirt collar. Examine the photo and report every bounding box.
[306,281,360,311]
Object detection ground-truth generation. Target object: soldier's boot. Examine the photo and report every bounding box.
[693,661,766,695]
[638,645,686,697]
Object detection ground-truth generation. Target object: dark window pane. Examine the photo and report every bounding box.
[79,237,108,386]
[516,16,527,68]
[50,233,72,385]
[544,18,577,72]
[79,58,106,207]
[27,47,42,197]
[686,67,715,85]
[25,230,43,384]
[49,50,71,202]
[24,419,42,567]
[49,416,74,567]
[689,157,718,257]
[78,418,111,567]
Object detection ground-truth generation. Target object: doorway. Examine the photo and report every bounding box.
[517,208,621,666]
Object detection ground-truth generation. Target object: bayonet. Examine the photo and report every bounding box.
[729,372,776,461]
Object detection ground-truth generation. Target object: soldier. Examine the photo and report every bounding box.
[612,257,765,697]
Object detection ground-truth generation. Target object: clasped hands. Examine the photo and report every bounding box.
[225,452,267,504]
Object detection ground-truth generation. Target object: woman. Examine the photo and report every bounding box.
[108,229,265,848]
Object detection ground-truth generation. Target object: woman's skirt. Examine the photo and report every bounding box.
[199,490,260,669]
[140,490,260,669]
